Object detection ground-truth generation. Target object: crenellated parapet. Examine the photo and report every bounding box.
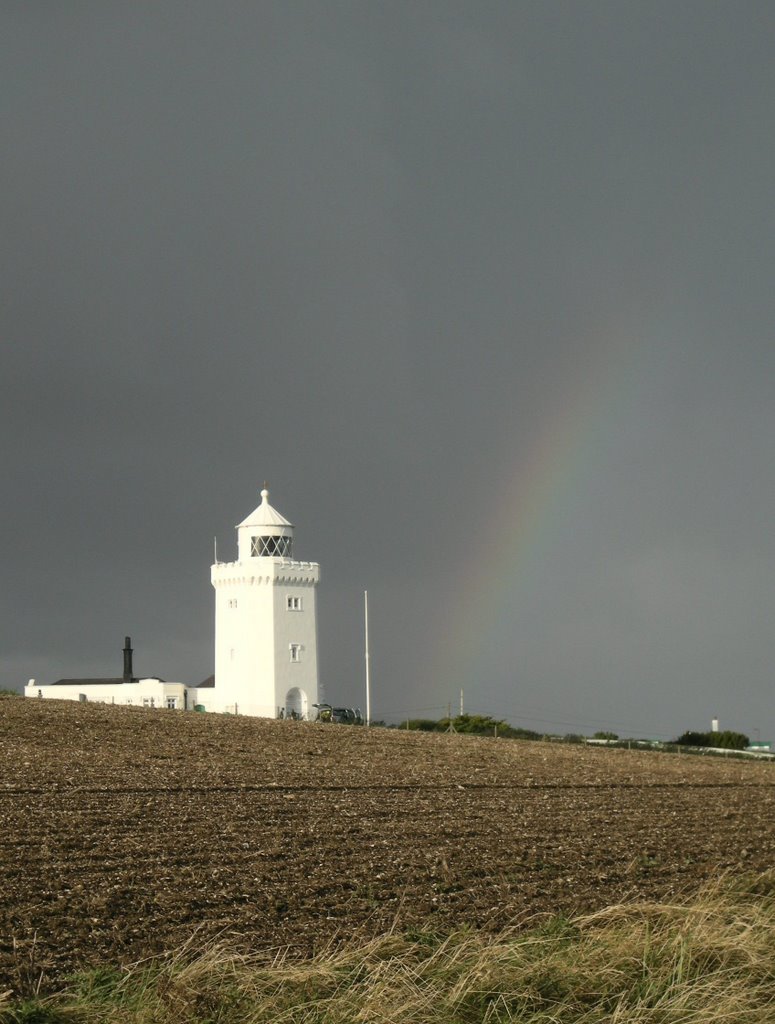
[211,559,320,587]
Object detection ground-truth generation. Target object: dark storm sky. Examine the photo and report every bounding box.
[3,2,774,740]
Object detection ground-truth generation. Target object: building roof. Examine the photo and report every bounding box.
[51,677,134,686]
[197,675,215,688]
[237,487,293,529]
[50,677,171,686]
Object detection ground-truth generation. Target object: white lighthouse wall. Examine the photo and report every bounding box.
[272,576,319,717]
[212,563,277,716]
[211,558,319,718]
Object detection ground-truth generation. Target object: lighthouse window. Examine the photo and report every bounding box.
[251,535,293,557]
[286,596,302,611]
[289,644,301,662]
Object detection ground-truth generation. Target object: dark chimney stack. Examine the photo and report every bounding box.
[123,636,133,683]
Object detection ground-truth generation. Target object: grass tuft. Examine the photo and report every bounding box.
[4,873,775,1023]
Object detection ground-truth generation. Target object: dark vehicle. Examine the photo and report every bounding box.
[313,703,363,725]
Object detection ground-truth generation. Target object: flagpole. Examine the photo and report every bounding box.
[364,590,371,727]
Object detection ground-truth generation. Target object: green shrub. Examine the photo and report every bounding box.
[400,714,541,740]
[675,729,750,750]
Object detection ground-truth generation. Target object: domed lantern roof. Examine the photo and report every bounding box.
[237,487,293,529]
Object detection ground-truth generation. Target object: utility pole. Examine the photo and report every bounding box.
[460,688,464,717]
[364,590,371,727]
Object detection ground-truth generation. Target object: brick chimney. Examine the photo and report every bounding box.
[122,636,133,683]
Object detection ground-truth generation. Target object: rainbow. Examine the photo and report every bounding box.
[425,323,650,711]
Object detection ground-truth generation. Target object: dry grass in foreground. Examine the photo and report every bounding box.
[3,873,775,1024]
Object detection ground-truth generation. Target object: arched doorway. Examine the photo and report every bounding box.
[285,687,309,720]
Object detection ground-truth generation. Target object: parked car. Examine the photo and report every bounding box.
[313,703,363,725]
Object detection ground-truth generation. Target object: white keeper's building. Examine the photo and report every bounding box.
[25,487,321,719]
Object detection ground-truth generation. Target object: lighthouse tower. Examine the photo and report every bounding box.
[211,487,320,718]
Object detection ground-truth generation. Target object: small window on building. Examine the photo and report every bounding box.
[79,693,87,702]
[289,643,302,663]
[166,697,177,709]
[37,689,42,699]
[286,595,302,611]
[228,598,238,609]
[142,697,151,708]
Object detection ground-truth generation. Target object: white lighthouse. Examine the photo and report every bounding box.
[211,487,320,718]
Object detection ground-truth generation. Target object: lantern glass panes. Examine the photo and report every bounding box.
[251,535,292,557]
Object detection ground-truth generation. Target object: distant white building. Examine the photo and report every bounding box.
[25,636,205,710]
[26,486,321,719]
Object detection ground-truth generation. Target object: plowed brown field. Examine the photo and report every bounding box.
[1,698,774,995]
